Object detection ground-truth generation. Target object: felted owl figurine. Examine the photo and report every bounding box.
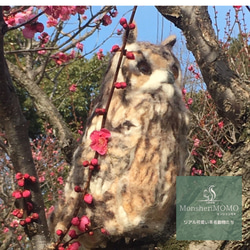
[49,26,189,249]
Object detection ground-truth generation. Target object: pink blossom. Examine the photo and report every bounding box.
[3,227,9,233]
[115,82,127,89]
[57,176,64,185]
[10,220,19,228]
[233,6,242,10]
[78,215,90,232]
[69,49,76,60]
[46,16,58,27]
[25,217,32,223]
[76,42,83,52]
[75,6,88,15]
[97,48,104,60]
[69,84,77,92]
[12,190,22,199]
[82,15,87,20]
[102,14,112,26]
[68,229,78,239]
[188,65,194,72]
[71,217,80,226]
[210,159,216,164]
[51,52,69,65]
[117,29,122,35]
[182,88,187,95]
[12,208,23,217]
[95,108,106,115]
[38,32,50,44]
[15,172,23,180]
[191,150,198,156]
[22,24,36,39]
[17,179,25,187]
[22,190,31,198]
[31,213,38,220]
[84,193,93,204]
[14,7,36,25]
[193,138,200,147]
[17,235,23,241]
[101,228,109,234]
[68,241,81,250]
[216,151,223,158]
[23,173,30,179]
[187,98,193,105]
[90,128,111,155]
[56,229,64,236]
[218,121,224,129]
[38,44,46,55]
[195,73,200,79]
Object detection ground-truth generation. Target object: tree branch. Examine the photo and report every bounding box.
[156,6,250,133]
[7,60,77,163]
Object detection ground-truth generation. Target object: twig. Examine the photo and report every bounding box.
[101,6,138,128]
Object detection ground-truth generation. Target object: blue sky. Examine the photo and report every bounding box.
[38,5,247,60]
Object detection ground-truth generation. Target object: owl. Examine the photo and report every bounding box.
[49,28,189,249]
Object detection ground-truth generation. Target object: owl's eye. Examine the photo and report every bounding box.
[137,60,152,75]
[172,64,179,79]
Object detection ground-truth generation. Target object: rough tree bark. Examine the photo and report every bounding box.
[0,7,50,249]
[156,6,250,249]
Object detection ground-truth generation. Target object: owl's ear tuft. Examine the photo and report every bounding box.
[161,35,176,49]
[123,21,137,44]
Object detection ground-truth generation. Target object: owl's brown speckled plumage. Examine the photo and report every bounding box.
[49,30,189,249]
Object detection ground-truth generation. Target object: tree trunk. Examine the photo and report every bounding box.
[156,6,250,249]
[0,8,50,249]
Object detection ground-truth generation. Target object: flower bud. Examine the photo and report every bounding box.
[29,176,36,183]
[71,217,80,226]
[15,172,23,180]
[19,220,26,226]
[82,160,89,167]
[129,23,135,29]
[17,179,25,187]
[110,45,120,53]
[91,158,98,166]
[25,217,32,224]
[95,108,106,115]
[36,22,44,32]
[23,173,30,179]
[22,190,31,198]
[31,213,39,220]
[84,193,93,204]
[68,229,78,239]
[119,17,127,26]
[126,51,135,60]
[74,186,82,192]
[56,229,64,236]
